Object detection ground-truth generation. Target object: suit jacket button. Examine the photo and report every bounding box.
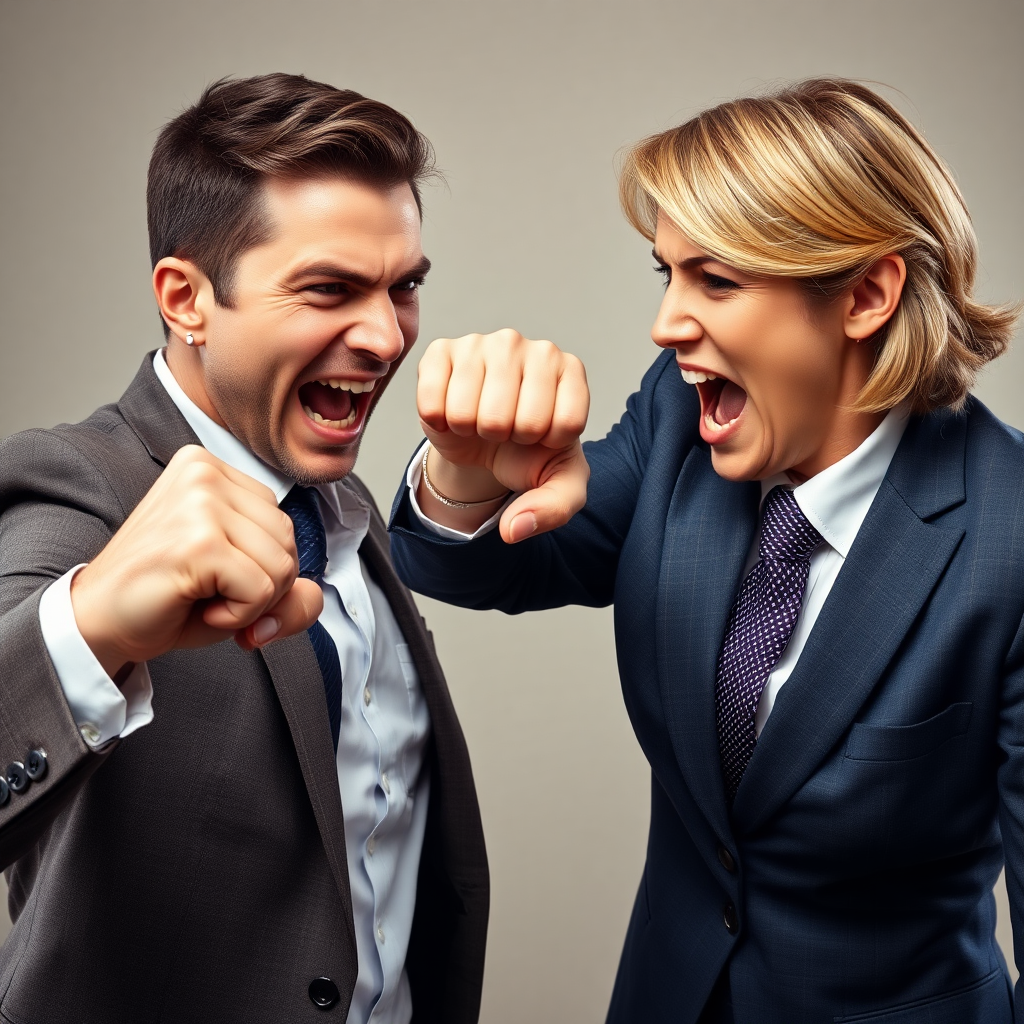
[723,902,739,934]
[0,777,8,806]
[717,845,736,873]
[6,762,29,794]
[25,749,47,781]
[309,977,340,1009]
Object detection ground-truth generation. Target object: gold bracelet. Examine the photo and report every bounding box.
[421,447,512,509]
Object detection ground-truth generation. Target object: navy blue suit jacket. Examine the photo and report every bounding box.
[390,350,1024,1023]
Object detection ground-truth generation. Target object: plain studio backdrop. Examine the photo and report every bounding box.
[1,1,1021,1019]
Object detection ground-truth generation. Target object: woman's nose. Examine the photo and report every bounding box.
[651,291,703,350]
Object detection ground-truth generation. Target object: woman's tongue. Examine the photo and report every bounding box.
[301,381,353,423]
[714,380,747,425]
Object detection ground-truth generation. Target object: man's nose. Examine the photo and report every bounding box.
[651,291,703,350]
[344,293,406,363]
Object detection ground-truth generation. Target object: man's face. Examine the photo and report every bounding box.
[195,177,428,484]
[651,215,870,483]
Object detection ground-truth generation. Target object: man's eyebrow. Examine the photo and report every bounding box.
[289,257,432,288]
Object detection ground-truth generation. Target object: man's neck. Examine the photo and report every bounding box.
[165,341,229,429]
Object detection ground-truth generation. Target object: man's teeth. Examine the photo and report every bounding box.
[318,378,376,393]
[303,405,358,429]
[680,369,719,385]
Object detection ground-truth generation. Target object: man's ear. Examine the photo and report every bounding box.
[152,257,213,346]
[845,253,907,342]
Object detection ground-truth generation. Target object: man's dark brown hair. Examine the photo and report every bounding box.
[147,73,434,321]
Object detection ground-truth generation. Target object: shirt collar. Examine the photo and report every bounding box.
[758,404,910,559]
[151,350,369,540]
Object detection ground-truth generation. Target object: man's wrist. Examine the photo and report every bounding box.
[70,567,134,680]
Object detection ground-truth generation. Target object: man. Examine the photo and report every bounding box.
[0,74,487,1022]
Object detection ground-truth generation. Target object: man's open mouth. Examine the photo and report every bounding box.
[680,367,748,436]
[297,377,377,431]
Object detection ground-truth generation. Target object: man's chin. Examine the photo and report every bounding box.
[263,434,362,487]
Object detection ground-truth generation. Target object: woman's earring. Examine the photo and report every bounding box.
[185,333,195,346]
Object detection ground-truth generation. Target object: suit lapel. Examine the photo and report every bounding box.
[118,352,202,469]
[731,410,968,835]
[656,446,760,844]
[259,637,357,947]
[118,351,356,935]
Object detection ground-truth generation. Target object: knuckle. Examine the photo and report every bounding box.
[254,574,276,606]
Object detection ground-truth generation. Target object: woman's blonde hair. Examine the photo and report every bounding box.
[619,78,1017,413]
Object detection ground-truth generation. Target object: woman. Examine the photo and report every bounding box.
[390,79,1020,1023]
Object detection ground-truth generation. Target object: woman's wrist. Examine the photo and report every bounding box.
[423,446,509,506]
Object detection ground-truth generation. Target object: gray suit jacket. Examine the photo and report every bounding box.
[0,355,488,1022]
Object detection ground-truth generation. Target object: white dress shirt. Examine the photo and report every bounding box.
[408,407,910,734]
[38,349,430,1024]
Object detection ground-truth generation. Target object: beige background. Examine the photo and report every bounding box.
[1,0,1021,1019]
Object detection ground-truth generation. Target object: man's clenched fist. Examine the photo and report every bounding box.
[71,446,323,678]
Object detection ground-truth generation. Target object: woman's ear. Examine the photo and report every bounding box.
[152,257,212,346]
[845,253,907,342]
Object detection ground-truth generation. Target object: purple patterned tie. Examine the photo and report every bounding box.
[715,486,822,800]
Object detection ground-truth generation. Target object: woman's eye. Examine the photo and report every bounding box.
[653,264,671,287]
[702,271,738,292]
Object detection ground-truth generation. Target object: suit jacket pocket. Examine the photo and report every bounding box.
[832,967,1009,1022]
[845,702,973,762]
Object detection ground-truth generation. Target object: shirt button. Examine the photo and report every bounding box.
[381,773,391,794]
[80,723,101,745]
[367,836,376,855]
[363,687,372,706]
[717,845,736,873]
[377,923,385,943]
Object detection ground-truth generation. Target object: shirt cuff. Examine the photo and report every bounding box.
[405,440,511,542]
[38,565,154,749]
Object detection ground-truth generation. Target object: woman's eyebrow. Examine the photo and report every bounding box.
[651,249,717,272]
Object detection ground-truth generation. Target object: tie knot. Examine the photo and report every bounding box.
[281,485,328,581]
[758,486,821,564]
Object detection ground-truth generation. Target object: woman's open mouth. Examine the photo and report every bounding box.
[297,376,377,436]
[680,367,748,443]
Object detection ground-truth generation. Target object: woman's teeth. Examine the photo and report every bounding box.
[704,410,739,433]
[304,404,358,429]
[680,369,718,385]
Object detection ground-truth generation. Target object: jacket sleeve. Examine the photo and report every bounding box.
[388,350,686,614]
[997,606,1024,1020]
[0,428,128,869]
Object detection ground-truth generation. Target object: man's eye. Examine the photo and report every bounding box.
[392,278,423,293]
[308,283,346,296]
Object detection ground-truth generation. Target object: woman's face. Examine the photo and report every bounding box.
[651,215,881,483]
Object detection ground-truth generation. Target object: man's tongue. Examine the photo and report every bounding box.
[301,381,353,421]
[714,380,747,425]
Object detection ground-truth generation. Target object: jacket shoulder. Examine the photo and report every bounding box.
[0,404,153,526]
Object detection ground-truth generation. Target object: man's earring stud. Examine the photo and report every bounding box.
[185,333,195,346]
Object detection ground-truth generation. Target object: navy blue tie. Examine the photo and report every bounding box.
[280,486,342,752]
